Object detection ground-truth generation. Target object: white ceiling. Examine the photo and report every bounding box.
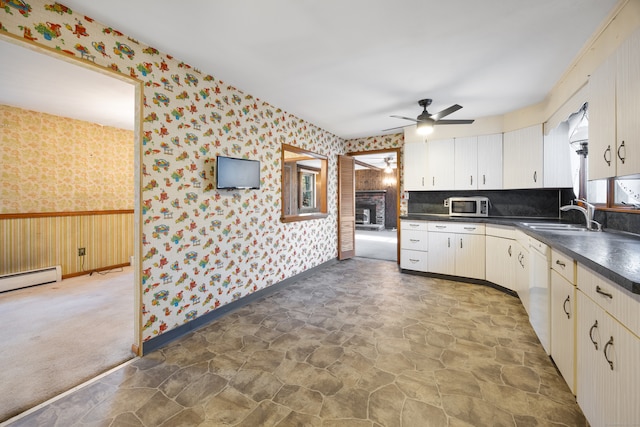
[0,39,135,130]
[2,0,620,138]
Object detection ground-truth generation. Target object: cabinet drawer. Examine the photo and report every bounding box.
[485,224,515,239]
[578,264,640,337]
[401,249,428,272]
[401,229,428,251]
[551,249,575,284]
[401,220,428,231]
[428,222,484,234]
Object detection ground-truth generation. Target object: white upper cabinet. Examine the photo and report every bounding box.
[426,138,455,190]
[589,54,617,180]
[544,122,574,188]
[589,28,640,179]
[615,28,640,177]
[403,141,428,191]
[454,136,478,190]
[503,124,544,189]
[477,133,503,190]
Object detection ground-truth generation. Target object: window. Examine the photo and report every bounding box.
[299,169,317,211]
[281,144,328,222]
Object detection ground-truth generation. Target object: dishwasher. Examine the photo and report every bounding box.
[528,237,551,355]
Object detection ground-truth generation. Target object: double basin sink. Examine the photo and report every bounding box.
[520,222,593,233]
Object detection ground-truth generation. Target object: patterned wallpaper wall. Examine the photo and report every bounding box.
[1,1,343,343]
[344,134,407,215]
[0,105,134,213]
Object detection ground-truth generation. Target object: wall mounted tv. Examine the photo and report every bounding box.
[216,156,261,190]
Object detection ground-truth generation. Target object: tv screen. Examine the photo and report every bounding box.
[216,156,261,189]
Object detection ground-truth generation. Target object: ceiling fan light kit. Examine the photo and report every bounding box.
[416,119,434,135]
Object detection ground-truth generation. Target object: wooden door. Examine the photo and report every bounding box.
[337,155,355,260]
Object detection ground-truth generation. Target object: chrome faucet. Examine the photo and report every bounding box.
[560,199,602,231]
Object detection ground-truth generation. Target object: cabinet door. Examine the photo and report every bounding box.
[454,136,478,190]
[427,232,455,275]
[577,291,605,427]
[485,236,515,291]
[616,28,640,177]
[477,133,503,189]
[403,141,428,190]
[503,125,543,189]
[455,233,485,280]
[577,291,640,426]
[427,138,455,190]
[550,270,575,394]
[515,243,530,313]
[543,121,574,188]
[588,54,617,180]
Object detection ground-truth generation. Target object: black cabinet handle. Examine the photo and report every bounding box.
[604,336,614,370]
[460,238,463,249]
[589,320,599,350]
[604,145,611,166]
[470,175,473,186]
[533,171,537,183]
[447,237,450,248]
[483,174,486,185]
[555,259,566,268]
[563,296,571,319]
[617,141,626,164]
[508,245,512,257]
[596,285,613,299]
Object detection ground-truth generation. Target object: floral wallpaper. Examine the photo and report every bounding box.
[0,105,134,213]
[345,133,408,215]
[1,0,342,343]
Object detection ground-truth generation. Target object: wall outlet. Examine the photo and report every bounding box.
[78,248,86,256]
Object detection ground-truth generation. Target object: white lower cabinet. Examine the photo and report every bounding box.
[427,230,455,275]
[485,225,516,291]
[577,289,640,427]
[427,223,485,280]
[550,270,576,394]
[400,220,428,272]
[514,239,530,313]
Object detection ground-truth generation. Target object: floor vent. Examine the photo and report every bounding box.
[0,266,62,293]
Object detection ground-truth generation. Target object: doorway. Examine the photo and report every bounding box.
[0,36,140,421]
[349,149,400,262]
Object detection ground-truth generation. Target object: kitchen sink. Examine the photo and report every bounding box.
[520,223,589,232]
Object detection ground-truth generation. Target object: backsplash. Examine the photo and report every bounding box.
[593,210,640,235]
[408,189,576,218]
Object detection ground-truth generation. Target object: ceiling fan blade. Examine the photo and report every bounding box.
[430,104,462,121]
[435,119,475,125]
[390,115,419,123]
[382,123,413,132]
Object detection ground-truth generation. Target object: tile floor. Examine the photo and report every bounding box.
[8,258,586,426]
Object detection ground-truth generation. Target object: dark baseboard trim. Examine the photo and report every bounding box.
[400,269,519,298]
[143,258,339,354]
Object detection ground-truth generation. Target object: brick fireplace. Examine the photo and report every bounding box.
[355,190,386,230]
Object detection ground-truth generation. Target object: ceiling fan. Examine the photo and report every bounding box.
[383,99,475,135]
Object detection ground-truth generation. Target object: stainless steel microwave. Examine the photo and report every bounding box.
[447,196,489,217]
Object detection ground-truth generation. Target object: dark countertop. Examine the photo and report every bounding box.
[400,214,640,294]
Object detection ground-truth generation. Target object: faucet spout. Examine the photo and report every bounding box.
[560,201,601,231]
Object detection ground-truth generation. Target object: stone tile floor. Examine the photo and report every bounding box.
[8,258,586,426]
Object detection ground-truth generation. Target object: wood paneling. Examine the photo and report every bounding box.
[0,211,134,277]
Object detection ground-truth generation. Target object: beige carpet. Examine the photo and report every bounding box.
[0,267,135,422]
[355,229,398,261]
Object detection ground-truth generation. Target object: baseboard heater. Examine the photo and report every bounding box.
[0,266,62,293]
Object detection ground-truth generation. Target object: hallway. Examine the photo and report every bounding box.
[7,258,585,426]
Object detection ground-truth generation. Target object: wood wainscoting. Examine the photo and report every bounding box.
[0,210,134,278]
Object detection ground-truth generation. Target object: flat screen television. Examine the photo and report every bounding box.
[216,156,261,190]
